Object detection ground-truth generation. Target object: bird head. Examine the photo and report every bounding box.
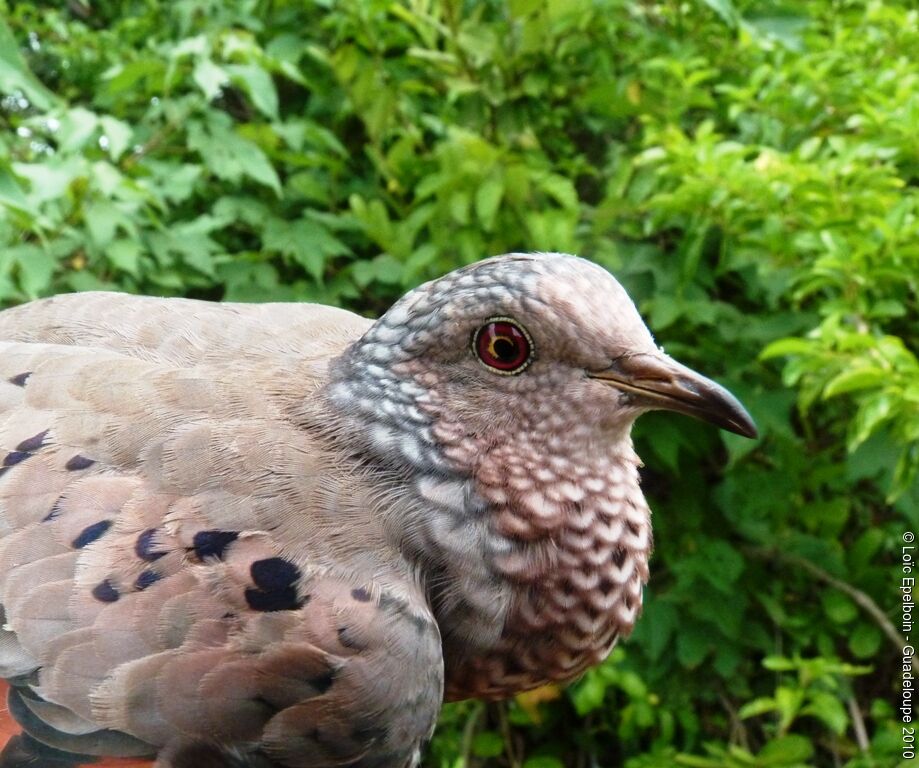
[330,253,755,477]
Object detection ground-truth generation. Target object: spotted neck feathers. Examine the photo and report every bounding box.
[326,337,652,699]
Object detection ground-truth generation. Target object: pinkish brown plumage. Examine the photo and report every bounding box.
[0,253,755,767]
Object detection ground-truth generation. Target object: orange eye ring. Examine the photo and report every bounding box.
[472,317,534,375]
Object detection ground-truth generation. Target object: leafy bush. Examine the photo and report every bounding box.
[0,1,914,766]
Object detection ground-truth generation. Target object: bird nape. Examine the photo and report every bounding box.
[0,253,755,768]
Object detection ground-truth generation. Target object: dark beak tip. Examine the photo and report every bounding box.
[710,391,759,440]
[728,416,759,440]
[589,354,759,440]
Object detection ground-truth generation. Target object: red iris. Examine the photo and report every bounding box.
[473,318,533,374]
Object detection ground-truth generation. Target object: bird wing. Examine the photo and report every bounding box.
[0,295,442,767]
[0,290,373,367]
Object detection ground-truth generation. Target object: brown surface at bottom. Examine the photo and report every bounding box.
[0,681,154,767]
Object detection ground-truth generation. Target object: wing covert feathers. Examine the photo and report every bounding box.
[0,295,441,767]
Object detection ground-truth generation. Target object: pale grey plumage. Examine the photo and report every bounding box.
[0,253,755,767]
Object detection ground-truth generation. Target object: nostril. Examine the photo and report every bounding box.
[678,377,701,396]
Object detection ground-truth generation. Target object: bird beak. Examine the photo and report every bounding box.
[589,353,758,438]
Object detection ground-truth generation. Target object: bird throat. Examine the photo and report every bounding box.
[436,426,652,700]
[324,353,652,700]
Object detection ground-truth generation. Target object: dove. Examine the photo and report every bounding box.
[0,253,756,767]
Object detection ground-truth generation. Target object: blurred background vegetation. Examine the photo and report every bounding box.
[0,0,916,766]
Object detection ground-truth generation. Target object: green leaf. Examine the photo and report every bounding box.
[848,623,881,658]
[262,217,349,282]
[0,17,59,109]
[738,697,777,719]
[570,669,610,715]
[509,0,543,17]
[697,0,740,27]
[850,394,893,448]
[534,172,579,211]
[193,58,228,101]
[11,245,55,297]
[226,64,279,119]
[105,239,141,278]
[471,731,504,758]
[351,253,402,288]
[823,367,886,398]
[698,540,745,589]
[188,116,281,194]
[822,590,857,624]
[147,216,223,278]
[402,244,439,284]
[522,758,564,768]
[674,756,728,768]
[756,734,814,764]
[773,686,805,732]
[153,164,204,204]
[801,691,848,735]
[759,338,814,359]
[57,107,99,152]
[639,599,678,661]
[745,15,810,52]
[676,625,711,668]
[84,201,123,248]
[762,656,797,672]
[448,191,470,225]
[99,116,133,161]
[0,165,32,215]
[475,176,503,231]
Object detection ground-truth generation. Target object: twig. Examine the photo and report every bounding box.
[746,547,905,650]
[847,695,870,753]
[460,701,483,767]
[496,702,521,768]
[719,693,750,751]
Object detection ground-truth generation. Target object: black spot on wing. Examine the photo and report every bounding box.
[250,558,300,591]
[306,668,336,694]
[244,586,304,613]
[72,520,112,548]
[65,455,95,471]
[192,530,238,560]
[42,498,63,522]
[16,430,48,453]
[3,451,31,468]
[0,450,32,478]
[8,372,31,387]
[241,552,307,611]
[350,587,371,602]
[135,529,168,561]
[92,579,119,603]
[135,570,161,591]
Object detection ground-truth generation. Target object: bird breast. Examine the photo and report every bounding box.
[324,350,653,700]
[418,419,653,700]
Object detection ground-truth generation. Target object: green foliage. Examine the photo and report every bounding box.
[0,0,915,766]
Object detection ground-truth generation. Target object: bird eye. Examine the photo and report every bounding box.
[472,318,533,375]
